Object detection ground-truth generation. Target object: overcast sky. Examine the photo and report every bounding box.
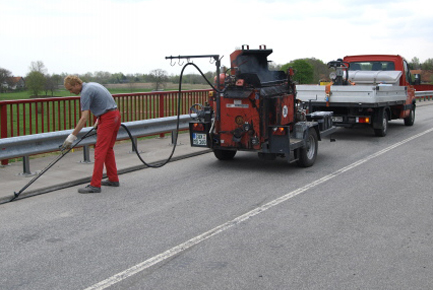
[1,0,432,77]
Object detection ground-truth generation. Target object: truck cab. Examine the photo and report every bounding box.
[344,55,414,87]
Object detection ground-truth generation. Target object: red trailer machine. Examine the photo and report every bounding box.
[188,45,335,167]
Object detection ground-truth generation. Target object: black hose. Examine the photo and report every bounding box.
[9,128,96,202]
[122,62,218,168]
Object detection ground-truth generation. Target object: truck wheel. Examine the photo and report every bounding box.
[297,128,318,168]
[213,149,237,160]
[374,110,388,137]
[404,107,415,126]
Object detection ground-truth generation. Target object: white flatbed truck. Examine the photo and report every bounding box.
[296,55,416,136]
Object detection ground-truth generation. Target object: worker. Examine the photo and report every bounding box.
[62,75,121,193]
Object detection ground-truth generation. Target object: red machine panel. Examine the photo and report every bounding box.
[218,91,261,150]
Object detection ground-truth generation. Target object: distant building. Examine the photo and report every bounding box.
[411,70,433,84]
[2,77,25,90]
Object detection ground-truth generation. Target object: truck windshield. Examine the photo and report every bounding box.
[348,61,395,71]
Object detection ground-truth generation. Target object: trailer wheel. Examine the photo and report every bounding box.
[374,109,388,137]
[213,149,237,160]
[297,128,318,168]
[404,106,415,126]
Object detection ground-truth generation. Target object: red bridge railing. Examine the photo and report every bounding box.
[0,89,212,165]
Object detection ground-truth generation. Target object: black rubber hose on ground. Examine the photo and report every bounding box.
[121,62,217,168]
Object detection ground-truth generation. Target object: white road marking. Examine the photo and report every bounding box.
[84,128,433,290]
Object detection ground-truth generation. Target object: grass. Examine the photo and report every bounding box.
[0,88,152,101]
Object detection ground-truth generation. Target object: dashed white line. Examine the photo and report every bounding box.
[84,127,433,290]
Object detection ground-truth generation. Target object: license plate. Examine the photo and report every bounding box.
[332,116,343,122]
[192,133,207,146]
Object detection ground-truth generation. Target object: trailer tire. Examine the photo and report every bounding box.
[404,106,415,126]
[213,149,237,160]
[374,109,388,137]
[297,128,318,168]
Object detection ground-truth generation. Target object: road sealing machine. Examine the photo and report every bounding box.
[178,45,336,167]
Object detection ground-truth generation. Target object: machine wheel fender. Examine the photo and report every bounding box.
[297,128,318,167]
[304,122,321,141]
[311,124,321,141]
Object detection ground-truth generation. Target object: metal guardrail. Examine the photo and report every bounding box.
[0,114,194,175]
[415,90,433,101]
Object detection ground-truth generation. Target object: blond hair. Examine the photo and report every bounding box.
[64,75,83,86]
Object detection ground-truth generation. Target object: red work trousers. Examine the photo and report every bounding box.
[90,109,121,188]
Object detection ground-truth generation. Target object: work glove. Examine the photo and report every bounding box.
[62,134,77,150]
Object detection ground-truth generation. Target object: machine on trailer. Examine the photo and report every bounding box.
[181,45,336,167]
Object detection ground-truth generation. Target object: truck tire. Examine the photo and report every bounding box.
[297,128,318,167]
[404,106,415,126]
[374,109,388,137]
[213,149,237,160]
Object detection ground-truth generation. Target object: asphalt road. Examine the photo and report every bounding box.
[1,103,433,290]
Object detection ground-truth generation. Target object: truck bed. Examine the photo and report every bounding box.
[296,84,408,106]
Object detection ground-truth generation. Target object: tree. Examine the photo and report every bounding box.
[93,71,111,84]
[182,74,204,85]
[111,72,127,84]
[125,74,137,92]
[303,58,329,83]
[51,74,63,87]
[26,71,46,97]
[409,57,421,70]
[149,69,169,90]
[281,59,314,84]
[0,67,14,93]
[422,58,433,70]
[29,60,47,74]
[44,74,58,96]
[26,61,49,96]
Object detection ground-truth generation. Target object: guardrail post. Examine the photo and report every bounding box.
[80,145,92,163]
[132,137,137,152]
[20,156,35,176]
[129,137,142,154]
[1,102,9,165]
[170,130,179,145]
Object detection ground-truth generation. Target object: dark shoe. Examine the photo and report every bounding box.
[101,180,120,187]
[78,185,101,194]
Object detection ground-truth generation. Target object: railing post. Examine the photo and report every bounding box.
[1,102,9,165]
